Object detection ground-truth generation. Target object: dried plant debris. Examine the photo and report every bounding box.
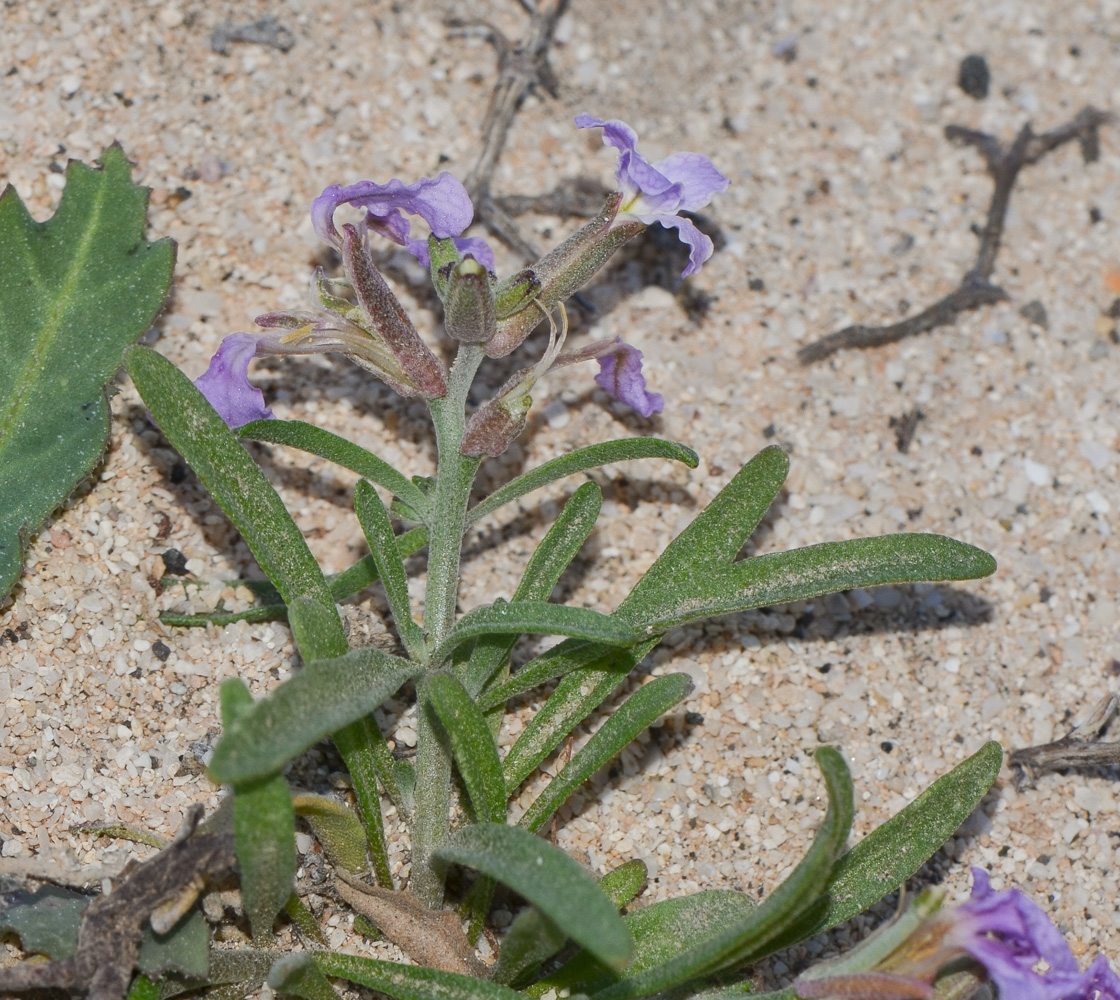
[211,16,295,57]
[1009,694,1120,789]
[800,106,1112,363]
[889,407,925,454]
[449,0,570,261]
[0,806,235,1000]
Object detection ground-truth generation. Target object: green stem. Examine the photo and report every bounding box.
[409,344,483,908]
[424,344,484,653]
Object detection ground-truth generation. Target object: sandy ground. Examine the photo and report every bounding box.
[2,0,1120,988]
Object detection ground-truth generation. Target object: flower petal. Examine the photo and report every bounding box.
[656,214,715,277]
[594,340,663,418]
[651,151,730,211]
[194,333,273,428]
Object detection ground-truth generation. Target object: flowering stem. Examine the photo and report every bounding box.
[410,343,484,908]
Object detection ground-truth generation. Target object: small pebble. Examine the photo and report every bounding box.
[958,54,990,99]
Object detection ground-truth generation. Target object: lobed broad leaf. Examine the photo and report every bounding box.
[0,146,174,597]
[433,823,633,970]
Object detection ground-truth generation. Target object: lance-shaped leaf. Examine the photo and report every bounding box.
[519,672,693,832]
[433,823,633,970]
[494,859,648,988]
[502,640,658,792]
[292,795,369,874]
[222,679,296,944]
[425,673,506,824]
[269,953,340,1000]
[564,748,854,1000]
[209,645,422,783]
[354,479,425,660]
[127,347,341,624]
[159,528,427,629]
[0,145,174,597]
[615,447,995,633]
[432,601,636,666]
[314,951,527,1000]
[477,637,615,711]
[462,481,602,698]
[467,438,699,525]
[239,418,430,519]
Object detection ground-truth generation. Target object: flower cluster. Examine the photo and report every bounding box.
[192,115,726,451]
[796,869,1120,1000]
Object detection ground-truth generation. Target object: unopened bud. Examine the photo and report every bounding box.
[443,257,497,344]
[461,371,534,458]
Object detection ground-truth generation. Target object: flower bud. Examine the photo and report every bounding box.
[443,256,497,344]
[460,371,534,458]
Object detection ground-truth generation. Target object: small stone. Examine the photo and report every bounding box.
[1023,459,1051,486]
[152,641,171,662]
[162,548,189,576]
[958,54,990,99]
[60,74,81,96]
[1018,300,1049,329]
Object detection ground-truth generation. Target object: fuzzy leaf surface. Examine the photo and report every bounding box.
[0,146,173,597]
[209,646,422,783]
[315,952,526,1000]
[0,884,88,958]
[137,908,210,979]
[433,823,633,969]
[292,795,369,874]
[468,438,698,525]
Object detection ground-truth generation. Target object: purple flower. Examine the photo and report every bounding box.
[311,173,494,269]
[193,333,273,428]
[575,114,728,276]
[592,340,663,417]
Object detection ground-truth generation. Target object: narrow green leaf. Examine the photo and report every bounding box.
[353,480,425,660]
[287,596,348,660]
[627,534,998,633]
[462,481,602,698]
[285,893,326,945]
[138,908,210,979]
[269,954,340,1000]
[502,640,657,793]
[468,438,699,525]
[477,637,615,712]
[126,346,338,617]
[209,647,422,783]
[587,748,854,999]
[126,974,161,1000]
[519,673,693,832]
[292,795,369,874]
[67,822,168,849]
[433,823,633,970]
[222,679,296,944]
[315,951,526,1000]
[158,529,428,630]
[434,601,636,666]
[600,859,649,909]
[159,948,278,999]
[238,418,430,519]
[0,145,174,598]
[616,446,788,624]
[425,673,506,824]
[329,718,397,888]
[813,740,1003,934]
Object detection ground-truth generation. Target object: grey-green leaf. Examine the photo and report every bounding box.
[222,679,296,944]
[425,673,506,823]
[209,646,422,783]
[519,673,693,832]
[138,908,210,979]
[434,601,636,666]
[353,480,425,660]
[0,884,89,958]
[315,951,527,1000]
[468,438,699,525]
[433,823,633,969]
[0,146,174,598]
[126,346,339,622]
[292,795,369,874]
[238,418,430,519]
[269,953,340,1000]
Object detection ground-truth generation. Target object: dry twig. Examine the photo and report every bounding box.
[0,806,235,1000]
[1009,694,1120,789]
[799,107,1111,364]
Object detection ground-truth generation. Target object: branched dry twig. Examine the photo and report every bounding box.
[1009,694,1120,789]
[799,106,1111,364]
[0,806,235,1000]
[448,0,570,262]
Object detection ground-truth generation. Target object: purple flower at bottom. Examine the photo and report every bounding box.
[592,340,663,418]
[193,333,273,428]
[311,173,494,269]
[575,114,728,277]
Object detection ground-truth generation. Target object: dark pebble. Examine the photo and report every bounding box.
[958,54,990,99]
[152,641,171,661]
[161,548,189,575]
[1019,300,1049,330]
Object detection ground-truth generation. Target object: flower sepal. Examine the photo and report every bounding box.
[493,267,541,320]
[442,256,498,345]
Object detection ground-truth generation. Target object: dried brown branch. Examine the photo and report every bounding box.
[1009,694,1120,790]
[799,106,1111,364]
[0,806,235,1000]
[448,0,570,262]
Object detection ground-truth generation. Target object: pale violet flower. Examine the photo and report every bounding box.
[575,114,728,276]
[311,172,494,269]
[193,332,273,428]
[591,340,663,417]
